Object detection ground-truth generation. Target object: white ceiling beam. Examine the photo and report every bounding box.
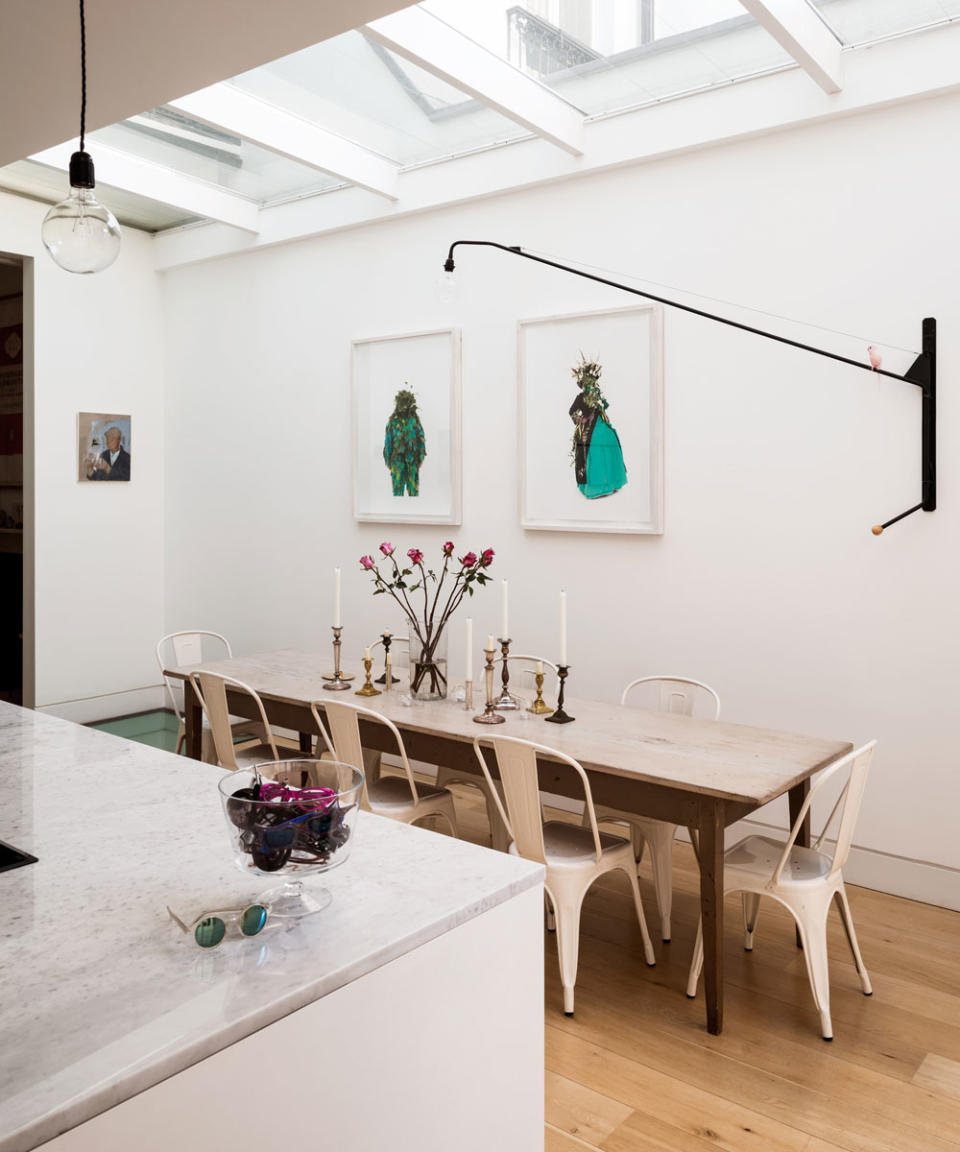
[739,0,843,94]
[169,86,399,201]
[363,7,584,156]
[29,141,260,233]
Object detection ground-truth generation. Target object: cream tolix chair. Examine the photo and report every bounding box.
[584,675,721,941]
[188,671,302,771]
[474,734,655,1016]
[686,741,876,1040]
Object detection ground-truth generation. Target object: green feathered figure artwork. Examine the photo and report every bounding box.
[568,354,627,499]
[383,386,427,497]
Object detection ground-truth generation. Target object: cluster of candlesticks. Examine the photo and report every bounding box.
[323,568,574,722]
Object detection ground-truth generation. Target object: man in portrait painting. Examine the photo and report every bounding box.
[86,426,131,481]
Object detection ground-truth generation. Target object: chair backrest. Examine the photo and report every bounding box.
[318,699,418,805]
[773,741,876,883]
[472,735,603,865]
[367,636,410,674]
[156,631,232,722]
[621,675,721,720]
[189,670,276,770]
[490,653,558,687]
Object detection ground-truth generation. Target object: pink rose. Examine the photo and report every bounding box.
[379,542,394,556]
[407,548,424,565]
[359,555,375,570]
[460,551,477,568]
[442,541,454,556]
[479,547,495,567]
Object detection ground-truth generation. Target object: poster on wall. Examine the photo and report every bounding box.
[78,413,132,482]
[519,305,663,534]
[352,328,461,525]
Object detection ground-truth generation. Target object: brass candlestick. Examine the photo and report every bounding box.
[473,646,505,725]
[544,665,574,723]
[374,631,392,685]
[493,637,520,710]
[528,671,554,715]
[323,626,353,690]
[356,656,381,697]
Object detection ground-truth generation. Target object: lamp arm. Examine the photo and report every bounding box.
[444,240,936,533]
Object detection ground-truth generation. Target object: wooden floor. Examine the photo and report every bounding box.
[441,778,960,1152]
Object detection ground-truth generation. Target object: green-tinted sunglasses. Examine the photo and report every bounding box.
[167,903,268,949]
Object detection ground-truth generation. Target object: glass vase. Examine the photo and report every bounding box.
[409,629,449,701]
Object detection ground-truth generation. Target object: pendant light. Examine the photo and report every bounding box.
[41,0,121,274]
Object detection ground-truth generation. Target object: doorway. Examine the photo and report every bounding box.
[0,254,27,705]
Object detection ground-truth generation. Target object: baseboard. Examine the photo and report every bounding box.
[38,685,166,725]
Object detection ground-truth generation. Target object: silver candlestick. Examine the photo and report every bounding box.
[473,646,505,725]
[493,637,520,710]
[323,626,353,691]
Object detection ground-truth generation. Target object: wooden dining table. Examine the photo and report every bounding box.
[165,648,852,1036]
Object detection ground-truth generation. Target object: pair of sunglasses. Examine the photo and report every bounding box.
[167,903,269,949]
[258,782,336,806]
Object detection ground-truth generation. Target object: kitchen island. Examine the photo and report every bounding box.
[0,703,544,1152]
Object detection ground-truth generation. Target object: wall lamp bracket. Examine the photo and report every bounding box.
[443,240,936,536]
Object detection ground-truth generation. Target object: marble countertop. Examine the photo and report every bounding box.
[0,703,543,1152]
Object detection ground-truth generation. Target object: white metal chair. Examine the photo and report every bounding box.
[686,741,876,1040]
[474,734,655,1016]
[189,671,302,771]
[584,676,721,941]
[156,631,264,759]
[316,699,458,836]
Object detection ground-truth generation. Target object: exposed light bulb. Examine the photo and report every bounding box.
[436,269,458,304]
[42,152,121,274]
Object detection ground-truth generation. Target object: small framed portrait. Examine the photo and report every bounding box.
[78,413,131,483]
[352,328,462,525]
[519,305,663,534]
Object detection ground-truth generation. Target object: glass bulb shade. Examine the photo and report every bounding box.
[436,269,458,304]
[42,187,121,274]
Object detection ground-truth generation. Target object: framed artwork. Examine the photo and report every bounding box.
[519,305,663,534]
[78,413,131,482]
[352,328,462,525]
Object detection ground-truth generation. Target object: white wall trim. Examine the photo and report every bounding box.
[40,686,166,725]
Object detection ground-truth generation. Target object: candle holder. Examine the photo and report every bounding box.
[355,656,381,697]
[323,626,354,691]
[473,647,505,725]
[374,632,393,685]
[464,680,474,710]
[528,671,554,716]
[544,665,574,723]
[493,638,520,711]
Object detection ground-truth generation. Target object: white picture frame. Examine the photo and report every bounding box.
[352,328,462,525]
[519,305,663,534]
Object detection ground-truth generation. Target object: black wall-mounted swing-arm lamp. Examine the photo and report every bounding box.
[442,240,936,536]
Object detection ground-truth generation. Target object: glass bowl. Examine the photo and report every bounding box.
[218,759,363,917]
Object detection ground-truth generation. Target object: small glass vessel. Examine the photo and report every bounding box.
[218,759,363,918]
[409,630,449,701]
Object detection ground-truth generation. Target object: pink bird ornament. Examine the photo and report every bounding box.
[868,345,882,371]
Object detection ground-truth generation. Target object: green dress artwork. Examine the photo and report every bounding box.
[568,355,627,499]
[383,387,427,496]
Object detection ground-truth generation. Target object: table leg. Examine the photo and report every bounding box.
[788,779,811,947]
[299,731,314,754]
[698,797,725,1035]
[187,690,203,762]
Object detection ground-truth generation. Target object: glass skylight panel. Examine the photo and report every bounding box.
[229,29,530,168]
[0,160,199,232]
[421,0,793,116]
[810,0,960,46]
[88,108,343,204]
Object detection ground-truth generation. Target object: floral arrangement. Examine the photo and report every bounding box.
[359,541,494,697]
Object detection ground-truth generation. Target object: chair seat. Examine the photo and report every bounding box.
[542,820,630,864]
[726,835,833,886]
[233,743,306,770]
[368,775,451,810]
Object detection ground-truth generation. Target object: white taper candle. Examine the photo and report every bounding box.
[333,568,342,628]
[501,580,509,639]
[559,590,568,666]
[465,617,473,681]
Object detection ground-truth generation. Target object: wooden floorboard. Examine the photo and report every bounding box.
[409,775,960,1150]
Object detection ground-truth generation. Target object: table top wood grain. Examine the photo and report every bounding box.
[166,649,852,806]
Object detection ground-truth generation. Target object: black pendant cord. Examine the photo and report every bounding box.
[443,240,936,533]
[79,0,87,152]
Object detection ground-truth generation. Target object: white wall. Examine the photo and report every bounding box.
[0,190,165,720]
[161,91,960,906]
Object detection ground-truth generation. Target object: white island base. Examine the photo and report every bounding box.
[42,886,543,1152]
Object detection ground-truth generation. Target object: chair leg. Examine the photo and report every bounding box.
[834,886,872,995]
[175,728,185,756]
[545,892,556,932]
[550,880,587,1016]
[792,909,834,1040]
[623,865,656,966]
[644,822,676,942]
[436,794,459,838]
[686,919,703,999]
[742,892,762,950]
